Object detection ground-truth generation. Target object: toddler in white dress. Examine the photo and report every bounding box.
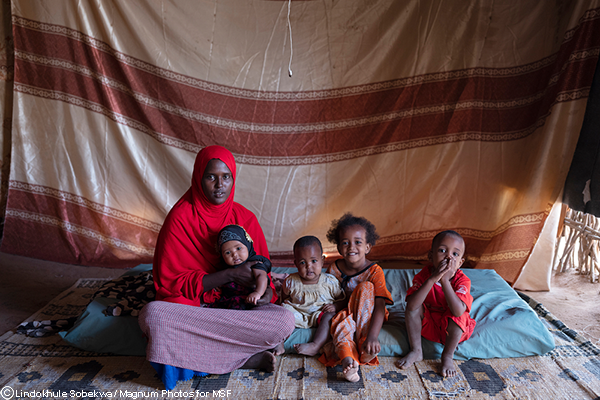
[281,236,344,356]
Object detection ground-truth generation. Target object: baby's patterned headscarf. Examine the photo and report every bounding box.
[217,224,256,259]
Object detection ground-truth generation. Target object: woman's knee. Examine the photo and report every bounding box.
[280,306,297,335]
[259,305,295,338]
[138,301,170,331]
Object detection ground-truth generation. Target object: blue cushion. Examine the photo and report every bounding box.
[59,264,152,356]
[277,267,555,360]
[61,265,554,360]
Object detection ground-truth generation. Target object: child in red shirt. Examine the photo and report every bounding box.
[396,230,476,377]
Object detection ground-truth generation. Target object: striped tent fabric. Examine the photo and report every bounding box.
[1,0,599,285]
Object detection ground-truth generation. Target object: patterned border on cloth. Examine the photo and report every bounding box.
[1,279,600,399]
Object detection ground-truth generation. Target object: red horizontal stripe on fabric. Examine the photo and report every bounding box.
[3,186,159,256]
[0,216,150,268]
[271,217,545,283]
[13,33,597,130]
[7,181,163,231]
[273,226,540,260]
[11,23,560,117]
[17,53,563,127]
[11,15,599,159]
[12,13,600,124]
[13,57,597,158]
[1,182,546,278]
[476,261,527,286]
[12,16,600,121]
[14,60,592,158]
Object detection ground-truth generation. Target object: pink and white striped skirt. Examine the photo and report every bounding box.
[139,301,295,374]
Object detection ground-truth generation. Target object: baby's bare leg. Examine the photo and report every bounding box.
[295,312,334,356]
[396,305,424,369]
[441,319,463,378]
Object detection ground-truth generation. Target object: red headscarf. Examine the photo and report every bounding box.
[153,145,274,306]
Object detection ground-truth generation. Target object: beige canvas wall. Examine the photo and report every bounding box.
[1,0,599,285]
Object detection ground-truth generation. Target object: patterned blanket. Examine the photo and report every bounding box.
[1,279,599,399]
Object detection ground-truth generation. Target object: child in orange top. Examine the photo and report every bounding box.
[319,213,393,382]
[396,230,476,378]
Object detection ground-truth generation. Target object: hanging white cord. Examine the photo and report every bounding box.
[287,0,293,77]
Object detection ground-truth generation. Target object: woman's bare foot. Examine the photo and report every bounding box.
[272,343,285,356]
[341,356,360,382]
[395,349,423,369]
[441,354,458,377]
[242,351,276,372]
[360,351,377,364]
[294,342,321,356]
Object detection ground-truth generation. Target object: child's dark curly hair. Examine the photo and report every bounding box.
[326,212,380,246]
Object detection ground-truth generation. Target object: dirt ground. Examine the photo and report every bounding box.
[0,252,122,336]
[1,251,599,347]
[521,270,600,346]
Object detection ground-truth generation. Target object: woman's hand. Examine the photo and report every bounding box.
[254,286,273,306]
[201,260,258,294]
[229,260,259,287]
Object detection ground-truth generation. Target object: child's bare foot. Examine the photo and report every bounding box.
[341,356,360,382]
[294,342,321,356]
[395,349,423,369]
[441,354,458,377]
[272,343,285,356]
[360,351,378,364]
[242,351,276,372]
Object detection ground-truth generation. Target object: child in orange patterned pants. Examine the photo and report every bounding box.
[318,213,393,382]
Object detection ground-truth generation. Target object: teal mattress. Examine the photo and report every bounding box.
[60,265,555,360]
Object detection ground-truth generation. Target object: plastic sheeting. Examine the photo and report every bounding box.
[1,0,599,284]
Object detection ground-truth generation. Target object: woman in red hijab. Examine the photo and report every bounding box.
[139,146,295,386]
